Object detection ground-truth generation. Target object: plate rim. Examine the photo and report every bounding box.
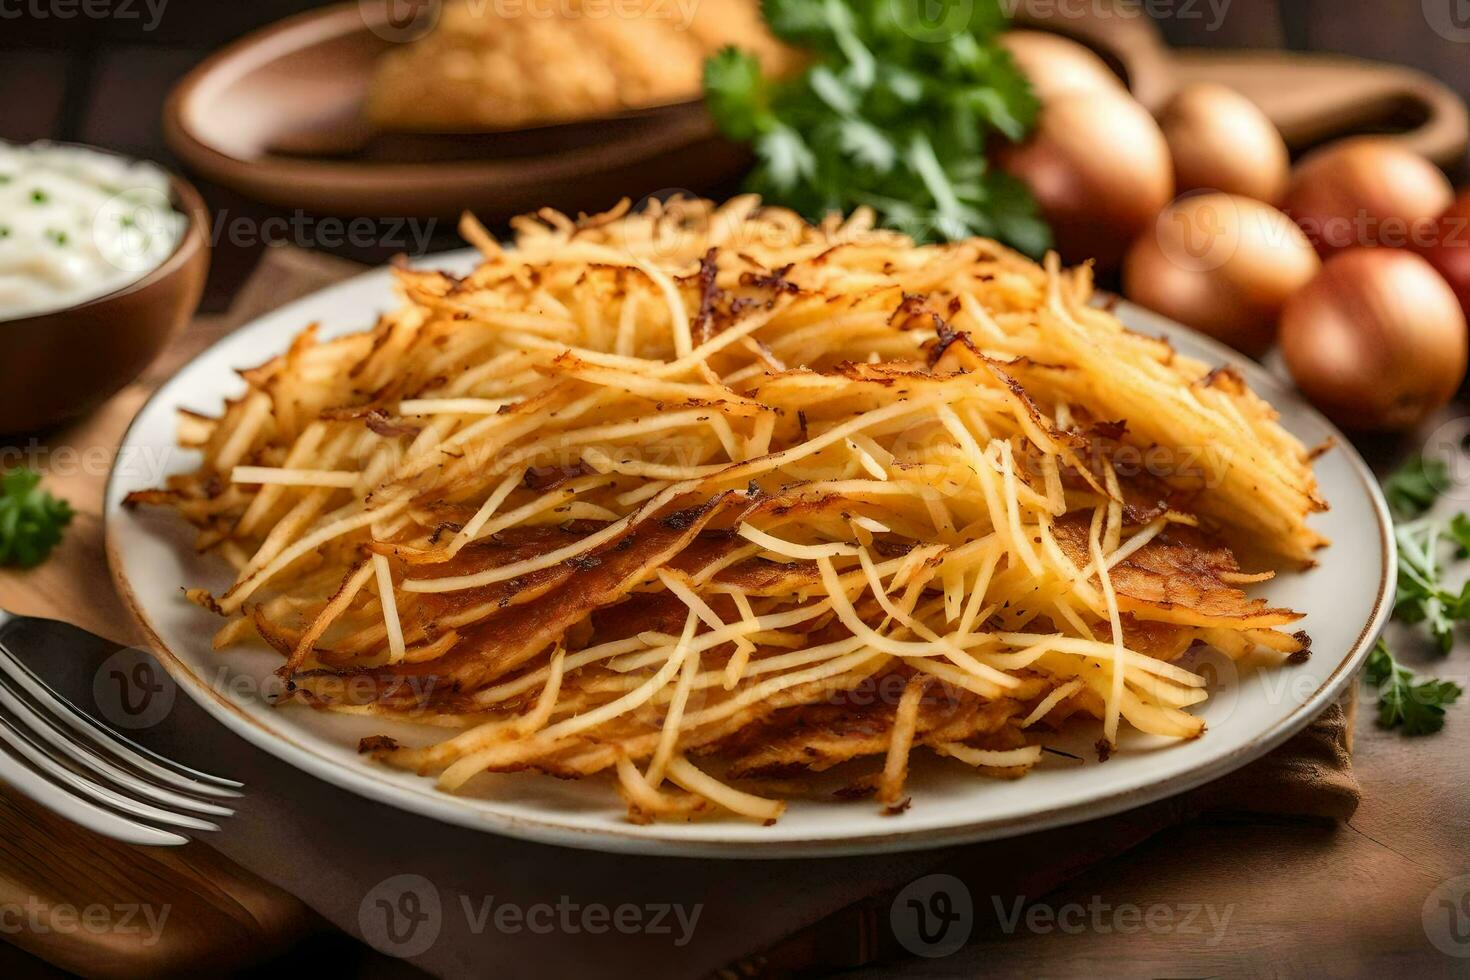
[103,257,1396,858]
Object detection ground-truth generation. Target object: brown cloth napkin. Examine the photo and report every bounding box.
[0,248,1359,978]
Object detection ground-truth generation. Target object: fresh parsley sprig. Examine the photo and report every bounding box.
[0,468,73,569]
[703,0,1050,253]
[1393,517,1470,653]
[1383,455,1449,517]
[1365,640,1462,735]
[1368,455,1466,735]
[1385,456,1470,653]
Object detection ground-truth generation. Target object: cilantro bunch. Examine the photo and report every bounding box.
[0,468,73,569]
[703,0,1050,252]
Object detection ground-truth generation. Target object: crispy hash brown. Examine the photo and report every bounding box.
[129,197,1325,823]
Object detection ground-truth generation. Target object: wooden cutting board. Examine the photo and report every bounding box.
[1030,11,1470,168]
[162,4,1468,223]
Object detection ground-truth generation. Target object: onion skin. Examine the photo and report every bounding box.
[1285,138,1453,256]
[1000,30,1124,102]
[999,89,1173,269]
[1415,189,1470,318]
[1280,249,1467,432]
[1158,84,1290,204]
[1123,194,1319,357]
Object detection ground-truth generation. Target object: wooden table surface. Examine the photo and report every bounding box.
[855,622,1470,977]
[2,1,1470,976]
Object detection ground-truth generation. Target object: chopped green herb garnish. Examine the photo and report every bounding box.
[1386,456,1470,654]
[45,229,68,246]
[702,0,1049,252]
[0,468,73,569]
[1373,453,1467,735]
[29,188,48,204]
[1394,517,1470,654]
[1384,455,1448,517]
[1451,512,1470,559]
[1365,640,1462,735]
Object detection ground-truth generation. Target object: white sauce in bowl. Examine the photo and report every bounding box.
[0,142,187,322]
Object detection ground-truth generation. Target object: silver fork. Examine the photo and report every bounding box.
[0,609,241,846]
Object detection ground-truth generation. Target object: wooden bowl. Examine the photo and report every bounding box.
[0,161,210,436]
[162,2,747,221]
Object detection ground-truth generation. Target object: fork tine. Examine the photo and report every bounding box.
[0,681,234,817]
[0,712,218,834]
[0,641,242,797]
[0,739,188,846]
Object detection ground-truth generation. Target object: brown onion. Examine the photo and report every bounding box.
[999,89,1173,268]
[1415,188,1470,318]
[1000,30,1124,102]
[1284,138,1453,255]
[1124,194,1319,357]
[1158,83,1290,204]
[1280,249,1467,431]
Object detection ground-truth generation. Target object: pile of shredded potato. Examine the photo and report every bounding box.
[130,197,1326,823]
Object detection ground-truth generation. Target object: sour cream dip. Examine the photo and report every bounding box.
[0,141,186,322]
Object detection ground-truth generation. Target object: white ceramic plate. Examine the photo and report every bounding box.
[105,250,1394,858]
